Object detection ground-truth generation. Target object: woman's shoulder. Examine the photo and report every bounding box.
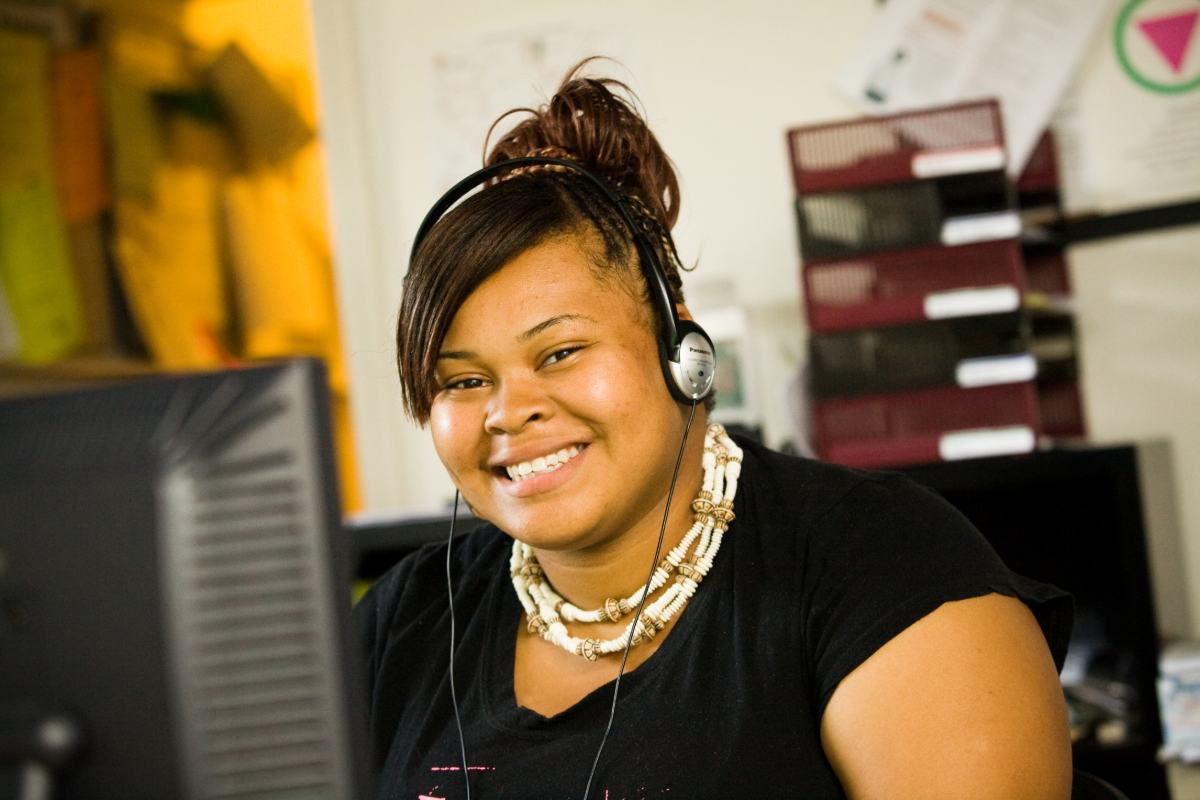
[731,436,1019,598]
[734,435,958,534]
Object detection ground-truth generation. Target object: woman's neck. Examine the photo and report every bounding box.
[531,415,709,610]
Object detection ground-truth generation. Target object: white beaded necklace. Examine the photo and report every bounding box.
[510,423,743,661]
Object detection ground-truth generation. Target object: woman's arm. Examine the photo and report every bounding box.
[820,592,1072,800]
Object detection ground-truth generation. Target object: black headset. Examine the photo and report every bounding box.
[409,156,716,404]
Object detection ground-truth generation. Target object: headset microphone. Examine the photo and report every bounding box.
[445,490,472,800]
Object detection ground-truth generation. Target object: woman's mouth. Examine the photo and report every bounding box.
[502,445,585,482]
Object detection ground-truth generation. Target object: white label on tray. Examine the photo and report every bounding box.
[938,426,1036,461]
[912,146,1006,179]
[925,285,1021,319]
[940,211,1021,246]
[956,354,1038,388]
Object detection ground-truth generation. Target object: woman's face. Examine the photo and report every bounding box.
[429,236,690,553]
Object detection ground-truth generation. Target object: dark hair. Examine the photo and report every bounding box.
[396,58,689,424]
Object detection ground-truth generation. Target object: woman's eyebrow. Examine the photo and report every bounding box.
[437,314,597,361]
[517,313,597,343]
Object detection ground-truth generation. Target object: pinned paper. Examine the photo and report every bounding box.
[67,219,115,353]
[1052,2,1200,214]
[0,280,21,359]
[0,28,54,188]
[223,171,335,359]
[112,162,228,369]
[208,43,313,166]
[837,0,1109,176]
[52,47,110,223]
[104,72,163,199]
[103,11,191,88]
[0,179,84,363]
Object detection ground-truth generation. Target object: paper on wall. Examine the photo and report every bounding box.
[1052,0,1200,215]
[208,43,314,167]
[429,18,637,195]
[52,47,110,223]
[223,170,336,360]
[67,218,115,353]
[0,27,54,188]
[104,71,163,199]
[836,0,1110,177]
[112,163,228,368]
[0,278,21,359]
[0,178,83,363]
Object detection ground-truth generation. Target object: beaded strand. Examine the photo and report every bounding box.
[510,423,742,661]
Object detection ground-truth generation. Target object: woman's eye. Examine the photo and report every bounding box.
[443,377,485,391]
[542,347,580,367]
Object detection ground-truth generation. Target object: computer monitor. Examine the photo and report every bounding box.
[0,359,370,799]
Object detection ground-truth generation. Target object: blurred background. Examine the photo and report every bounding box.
[2,0,1199,796]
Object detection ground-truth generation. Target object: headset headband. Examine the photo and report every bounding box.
[409,157,683,354]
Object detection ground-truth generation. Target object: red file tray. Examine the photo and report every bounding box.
[1024,245,1072,297]
[786,99,1006,195]
[1039,378,1086,439]
[802,239,1026,332]
[813,382,1042,469]
[1016,130,1059,197]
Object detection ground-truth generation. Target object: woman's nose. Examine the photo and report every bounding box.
[483,376,552,434]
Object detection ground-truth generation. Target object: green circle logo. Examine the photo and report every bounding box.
[1114,0,1200,94]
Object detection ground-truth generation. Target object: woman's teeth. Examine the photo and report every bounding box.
[505,445,582,482]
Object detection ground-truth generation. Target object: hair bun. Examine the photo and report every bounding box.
[485,58,681,231]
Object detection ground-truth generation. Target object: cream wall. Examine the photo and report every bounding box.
[309,2,1200,636]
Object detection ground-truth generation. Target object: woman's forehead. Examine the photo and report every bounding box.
[445,239,645,339]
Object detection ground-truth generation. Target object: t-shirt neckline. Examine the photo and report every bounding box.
[477,483,748,738]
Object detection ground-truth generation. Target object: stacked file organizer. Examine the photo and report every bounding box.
[1015,131,1087,441]
[788,100,1077,469]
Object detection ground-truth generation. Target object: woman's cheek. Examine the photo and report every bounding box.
[569,353,653,417]
[429,401,470,474]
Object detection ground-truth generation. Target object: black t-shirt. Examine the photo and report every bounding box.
[355,437,1072,799]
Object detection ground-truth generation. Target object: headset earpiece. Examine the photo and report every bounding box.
[662,319,716,404]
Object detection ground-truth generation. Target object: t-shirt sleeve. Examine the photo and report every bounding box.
[799,474,1074,718]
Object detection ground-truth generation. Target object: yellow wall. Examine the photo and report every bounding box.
[185,0,361,511]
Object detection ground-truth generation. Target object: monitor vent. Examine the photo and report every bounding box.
[157,365,354,799]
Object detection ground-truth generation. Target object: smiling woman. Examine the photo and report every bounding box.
[356,59,1076,800]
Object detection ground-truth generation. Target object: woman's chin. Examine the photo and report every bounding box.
[491,507,602,553]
